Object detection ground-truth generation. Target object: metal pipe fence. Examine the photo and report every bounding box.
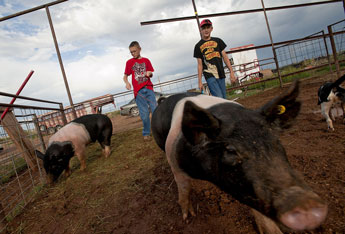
[226,29,345,96]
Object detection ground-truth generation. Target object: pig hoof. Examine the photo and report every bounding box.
[189,207,196,217]
[183,213,188,221]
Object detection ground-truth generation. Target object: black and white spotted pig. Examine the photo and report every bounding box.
[151,82,328,233]
[35,114,112,183]
[317,74,345,130]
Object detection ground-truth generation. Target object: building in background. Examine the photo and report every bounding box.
[230,44,261,84]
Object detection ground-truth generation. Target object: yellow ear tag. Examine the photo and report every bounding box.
[277,105,286,115]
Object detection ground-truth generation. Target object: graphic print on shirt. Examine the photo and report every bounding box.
[133,62,148,84]
[200,41,221,60]
[200,41,221,78]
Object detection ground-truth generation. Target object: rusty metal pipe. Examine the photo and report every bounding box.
[141,0,342,26]
[1,70,34,120]
[0,0,68,22]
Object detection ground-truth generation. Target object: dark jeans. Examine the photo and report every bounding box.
[135,88,157,136]
[206,77,226,99]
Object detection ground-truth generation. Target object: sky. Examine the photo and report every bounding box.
[0,0,344,109]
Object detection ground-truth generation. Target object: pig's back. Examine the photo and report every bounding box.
[72,114,112,142]
[48,122,91,146]
[152,92,200,150]
[152,93,240,151]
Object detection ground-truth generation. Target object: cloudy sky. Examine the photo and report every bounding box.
[0,0,343,107]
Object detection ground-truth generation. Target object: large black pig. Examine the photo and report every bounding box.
[35,114,113,183]
[151,82,328,233]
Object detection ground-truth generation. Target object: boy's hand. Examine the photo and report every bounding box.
[230,73,236,84]
[125,82,132,90]
[146,71,153,77]
[198,80,204,91]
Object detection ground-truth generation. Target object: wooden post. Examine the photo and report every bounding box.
[0,108,37,171]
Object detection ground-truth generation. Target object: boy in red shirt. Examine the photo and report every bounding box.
[123,41,157,141]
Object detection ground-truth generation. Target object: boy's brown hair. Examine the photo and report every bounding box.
[129,41,140,48]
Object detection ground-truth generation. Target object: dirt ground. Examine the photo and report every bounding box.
[6,74,345,234]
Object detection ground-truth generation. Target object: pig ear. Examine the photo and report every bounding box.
[35,150,45,160]
[182,101,221,145]
[259,80,301,129]
[62,142,74,157]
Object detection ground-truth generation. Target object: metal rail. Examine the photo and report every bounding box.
[227,59,345,91]
[141,0,342,26]
[0,103,61,111]
[0,0,68,22]
[0,92,62,105]
[227,30,345,54]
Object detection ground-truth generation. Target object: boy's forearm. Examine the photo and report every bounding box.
[123,74,132,90]
[222,51,236,82]
[123,75,129,84]
[222,51,232,70]
[197,59,203,82]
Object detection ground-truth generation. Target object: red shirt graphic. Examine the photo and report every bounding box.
[124,57,154,98]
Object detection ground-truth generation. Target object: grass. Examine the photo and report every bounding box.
[105,110,120,118]
[46,127,162,207]
[5,185,44,222]
[227,61,345,100]
[7,127,165,233]
[0,157,28,184]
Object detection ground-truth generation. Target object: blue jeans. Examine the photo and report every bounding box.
[136,88,157,136]
[206,77,226,99]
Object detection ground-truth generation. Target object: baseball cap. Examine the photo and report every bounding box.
[200,19,212,27]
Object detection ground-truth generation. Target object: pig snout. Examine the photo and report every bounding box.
[275,186,328,231]
[46,174,54,184]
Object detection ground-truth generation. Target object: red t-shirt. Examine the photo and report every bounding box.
[124,57,154,98]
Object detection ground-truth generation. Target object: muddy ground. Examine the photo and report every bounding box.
[6,75,345,234]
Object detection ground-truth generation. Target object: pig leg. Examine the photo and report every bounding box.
[64,163,72,177]
[75,147,87,171]
[99,133,111,158]
[321,102,334,130]
[252,209,283,234]
[103,145,111,158]
[174,172,196,220]
[100,142,111,158]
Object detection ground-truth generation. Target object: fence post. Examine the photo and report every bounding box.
[46,6,77,120]
[260,0,283,87]
[328,25,341,77]
[322,30,333,73]
[59,104,67,125]
[32,114,46,152]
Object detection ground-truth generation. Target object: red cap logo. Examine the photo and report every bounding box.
[200,19,212,27]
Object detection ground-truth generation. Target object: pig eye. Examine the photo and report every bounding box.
[225,145,237,154]
[222,146,241,166]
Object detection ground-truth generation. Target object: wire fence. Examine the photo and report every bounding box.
[331,19,345,52]
[274,30,333,79]
[0,93,72,232]
[225,23,345,97]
